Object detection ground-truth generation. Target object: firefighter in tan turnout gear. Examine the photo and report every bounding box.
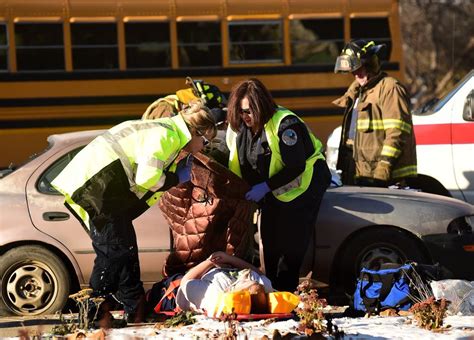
[333,39,417,187]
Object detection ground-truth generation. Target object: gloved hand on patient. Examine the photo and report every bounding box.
[245,182,271,202]
[176,155,193,183]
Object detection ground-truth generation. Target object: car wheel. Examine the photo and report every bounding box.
[335,228,429,298]
[0,245,70,316]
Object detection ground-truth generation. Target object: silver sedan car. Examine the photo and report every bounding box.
[1,130,473,316]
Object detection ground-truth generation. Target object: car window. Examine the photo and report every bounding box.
[433,73,473,112]
[37,147,83,195]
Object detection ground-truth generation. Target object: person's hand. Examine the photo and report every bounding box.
[330,168,343,187]
[245,182,271,202]
[208,251,232,268]
[374,161,391,182]
[176,155,193,183]
[177,165,191,183]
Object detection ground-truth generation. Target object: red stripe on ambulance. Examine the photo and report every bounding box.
[414,123,474,145]
[452,123,474,144]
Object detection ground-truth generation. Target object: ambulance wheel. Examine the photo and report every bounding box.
[334,227,429,301]
[0,245,70,316]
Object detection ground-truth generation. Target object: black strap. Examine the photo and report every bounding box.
[360,271,397,313]
[378,272,396,301]
[360,272,379,313]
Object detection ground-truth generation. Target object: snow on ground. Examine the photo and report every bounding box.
[105,314,474,339]
[331,315,474,340]
[107,316,302,339]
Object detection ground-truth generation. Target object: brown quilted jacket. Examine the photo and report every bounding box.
[159,153,256,276]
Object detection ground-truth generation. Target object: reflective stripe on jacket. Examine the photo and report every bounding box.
[52,115,191,229]
[226,108,325,202]
[333,72,417,180]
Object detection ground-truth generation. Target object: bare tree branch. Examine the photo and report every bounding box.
[399,1,474,109]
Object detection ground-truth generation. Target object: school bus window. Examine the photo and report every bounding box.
[125,22,171,69]
[290,18,344,65]
[71,23,118,70]
[177,21,221,67]
[15,23,64,71]
[228,20,283,64]
[0,24,7,70]
[350,18,391,60]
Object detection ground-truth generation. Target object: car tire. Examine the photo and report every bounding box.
[0,245,70,316]
[334,228,429,300]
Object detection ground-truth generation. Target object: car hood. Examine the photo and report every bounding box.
[330,185,474,211]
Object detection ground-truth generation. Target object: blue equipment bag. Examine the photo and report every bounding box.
[353,263,413,313]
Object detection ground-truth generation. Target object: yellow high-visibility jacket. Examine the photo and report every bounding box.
[226,107,325,202]
[52,115,191,230]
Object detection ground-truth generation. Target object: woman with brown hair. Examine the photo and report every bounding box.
[225,78,331,292]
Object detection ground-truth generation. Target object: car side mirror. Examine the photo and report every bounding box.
[463,90,474,121]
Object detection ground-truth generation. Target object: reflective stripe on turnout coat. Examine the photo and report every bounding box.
[333,72,417,180]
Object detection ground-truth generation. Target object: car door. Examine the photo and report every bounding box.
[26,143,94,286]
[26,142,171,289]
[450,73,474,204]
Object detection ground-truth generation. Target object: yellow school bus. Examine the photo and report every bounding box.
[0,0,404,168]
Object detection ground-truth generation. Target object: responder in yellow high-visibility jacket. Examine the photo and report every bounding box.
[333,39,417,186]
[225,78,331,292]
[143,77,228,167]
[52,101,217,323]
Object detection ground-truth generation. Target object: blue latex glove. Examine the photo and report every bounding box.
[177,155,193,183]
[245,182,271,202]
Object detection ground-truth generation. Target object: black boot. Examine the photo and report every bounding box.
[88,298,127,329]
[125,294,146,324]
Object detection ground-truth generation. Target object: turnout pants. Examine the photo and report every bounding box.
[89,214,144,314]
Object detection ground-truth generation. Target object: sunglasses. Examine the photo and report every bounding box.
[196,130,210,146]
[201,135,210,146]
[240,108,251,115]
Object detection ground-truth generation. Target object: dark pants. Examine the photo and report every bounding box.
[260,159,331,292]
[338,145,356,185]
[89,214,144,314]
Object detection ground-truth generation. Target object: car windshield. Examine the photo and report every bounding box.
[433,72,473,112]
[0,141,54,179]
[414,71,474,115]
[413,97,439,115]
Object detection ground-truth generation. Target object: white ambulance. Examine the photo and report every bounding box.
[326,70,474,204]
